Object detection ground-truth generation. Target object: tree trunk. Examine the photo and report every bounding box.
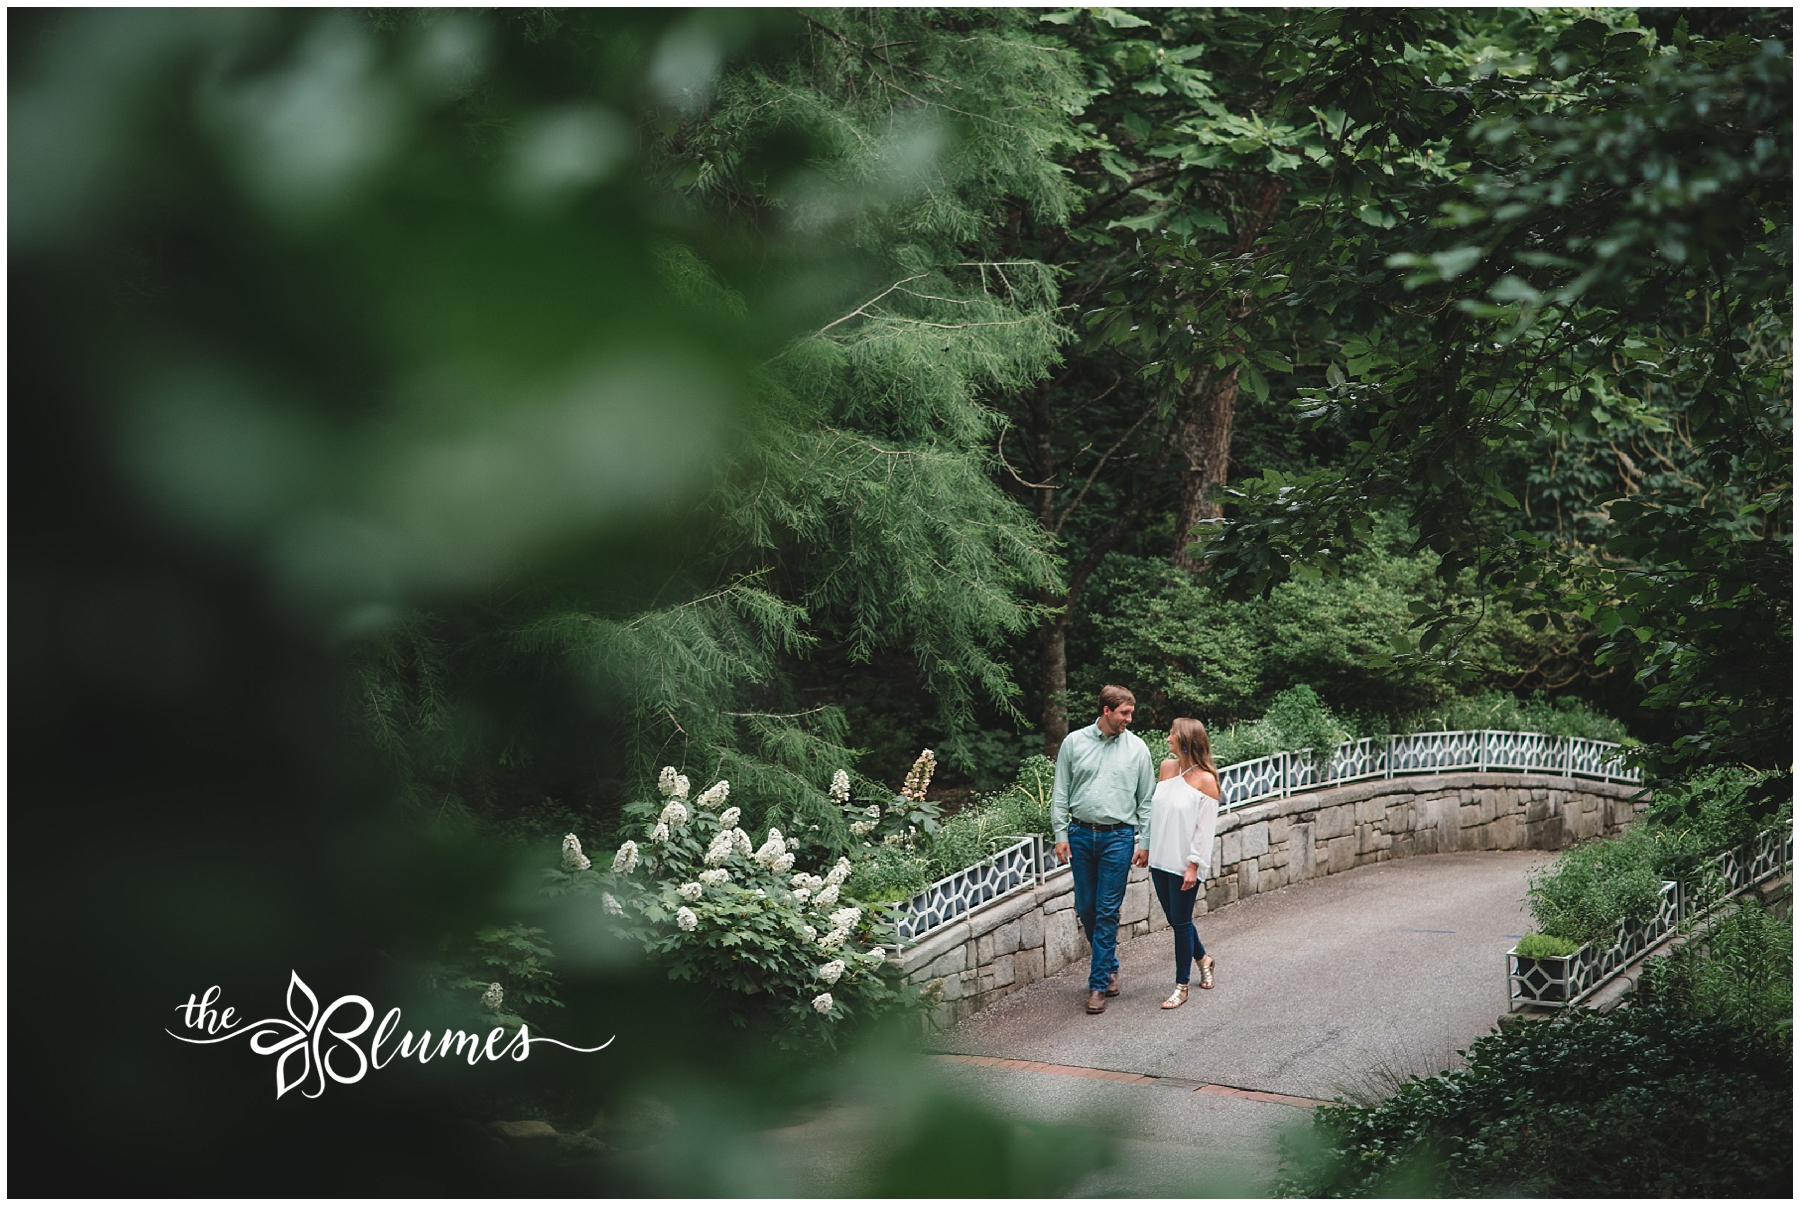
[1038,601,1069,758]
[1170,175,1289,570]
[1171,367,1239,571]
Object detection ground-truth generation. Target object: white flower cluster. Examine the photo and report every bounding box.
[612,840,639,874]
[650,822,670,843]
[825,857,852,886]
[717,805,740,830]
[481,982,504,1012]
[792,887,812,903]
[850,820,876,837]
[829,906,862,932]
[561,834,592,873]
[697,781,731,811]
[658,766,691,800]
[753,829,786,867]
[802,924,817,940]
[698,868,731,887]
[817,928,846,951]
[676,906,698,932]
[863,804,881,819]
[731,827,753,857]
[816,959,845,985]
[771,851,795,874]
[658,800,689,829]
[703,831,734,866]
[813,883,840,909]
[829,769,851,804]
[601,892,623,915]
[812,992,833,1015]
[678,881,703,902]
[859,948,886,966]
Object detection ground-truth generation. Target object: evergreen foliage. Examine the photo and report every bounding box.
[352,10,1089,831]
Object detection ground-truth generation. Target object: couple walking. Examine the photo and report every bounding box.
[1051,685,1219,1015]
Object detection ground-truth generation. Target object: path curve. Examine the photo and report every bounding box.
[930,848,1537,1101]
[758,850,1541,1196]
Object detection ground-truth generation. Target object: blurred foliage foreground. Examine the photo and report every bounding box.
[5,8,1118,1195]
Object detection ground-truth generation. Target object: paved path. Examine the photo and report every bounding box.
[759,849,1540,1195]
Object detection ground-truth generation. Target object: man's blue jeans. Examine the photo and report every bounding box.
[1069,824,1135,993]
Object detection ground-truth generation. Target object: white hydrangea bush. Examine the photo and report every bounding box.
[542,766,908,1047]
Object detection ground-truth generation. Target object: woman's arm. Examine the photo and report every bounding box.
[1188,785,1220,885]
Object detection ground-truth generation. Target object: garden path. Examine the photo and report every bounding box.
[760,849,1541,1195]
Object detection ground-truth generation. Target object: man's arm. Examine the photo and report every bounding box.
[1132,740,1155,850]
[1050,741,1072,844]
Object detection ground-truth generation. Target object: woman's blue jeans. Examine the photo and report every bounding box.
[1149,866,1206,985]
[1069,824,1135,993]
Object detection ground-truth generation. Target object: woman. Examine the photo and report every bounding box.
[1147,717,1220,1009]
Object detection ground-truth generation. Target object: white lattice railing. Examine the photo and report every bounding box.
[1218,730,1640,812]
[1508,828,1794,1010]
[889,835,1043,943]
[888,730,1639,945]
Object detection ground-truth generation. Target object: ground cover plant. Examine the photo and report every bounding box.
[1278,987,1792,1196]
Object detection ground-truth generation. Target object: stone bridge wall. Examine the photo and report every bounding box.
[899,772,1646,1029]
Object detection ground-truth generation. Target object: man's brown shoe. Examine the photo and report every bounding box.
[1085,990,1106,1014]
[1104,971,1120,997]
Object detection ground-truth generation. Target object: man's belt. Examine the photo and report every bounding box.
[1069,818,1131,832]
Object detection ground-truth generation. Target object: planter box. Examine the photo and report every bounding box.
[1508,880,1679,1010]
[1507,828,1796,1011]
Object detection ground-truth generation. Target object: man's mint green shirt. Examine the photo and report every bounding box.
[1050,721,1156,849]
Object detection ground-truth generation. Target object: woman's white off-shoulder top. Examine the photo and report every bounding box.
[1147,770,1220,878]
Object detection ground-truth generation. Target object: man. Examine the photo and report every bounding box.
[1051,684,1155,1015]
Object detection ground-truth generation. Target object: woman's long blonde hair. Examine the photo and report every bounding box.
[1170,717,1217,776]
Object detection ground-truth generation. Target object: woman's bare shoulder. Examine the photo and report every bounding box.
[1183,766,1221,798]
[1157,758,1180,781]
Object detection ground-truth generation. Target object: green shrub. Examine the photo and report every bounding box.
[923,796,1035,881]
[1279,999,1792,1197]
[844,844,932,903]
[1643,901,1793,1051]
[1526,826,1667,946]
[1514,932,1581,958]
[1645,765,1791,856]
[1400,688,1630,742]
[1210,684,1351,766]
[990,754,1057,838]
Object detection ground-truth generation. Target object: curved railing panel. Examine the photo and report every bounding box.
[894,730,1641,944]
[889,836,1040,943]
[1217,730,1640,816]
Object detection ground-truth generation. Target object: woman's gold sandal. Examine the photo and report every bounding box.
[1198,959,1215,990]
[1161,984,1188,1009]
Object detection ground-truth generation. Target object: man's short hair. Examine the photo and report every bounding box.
[1098,684,1135,713]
